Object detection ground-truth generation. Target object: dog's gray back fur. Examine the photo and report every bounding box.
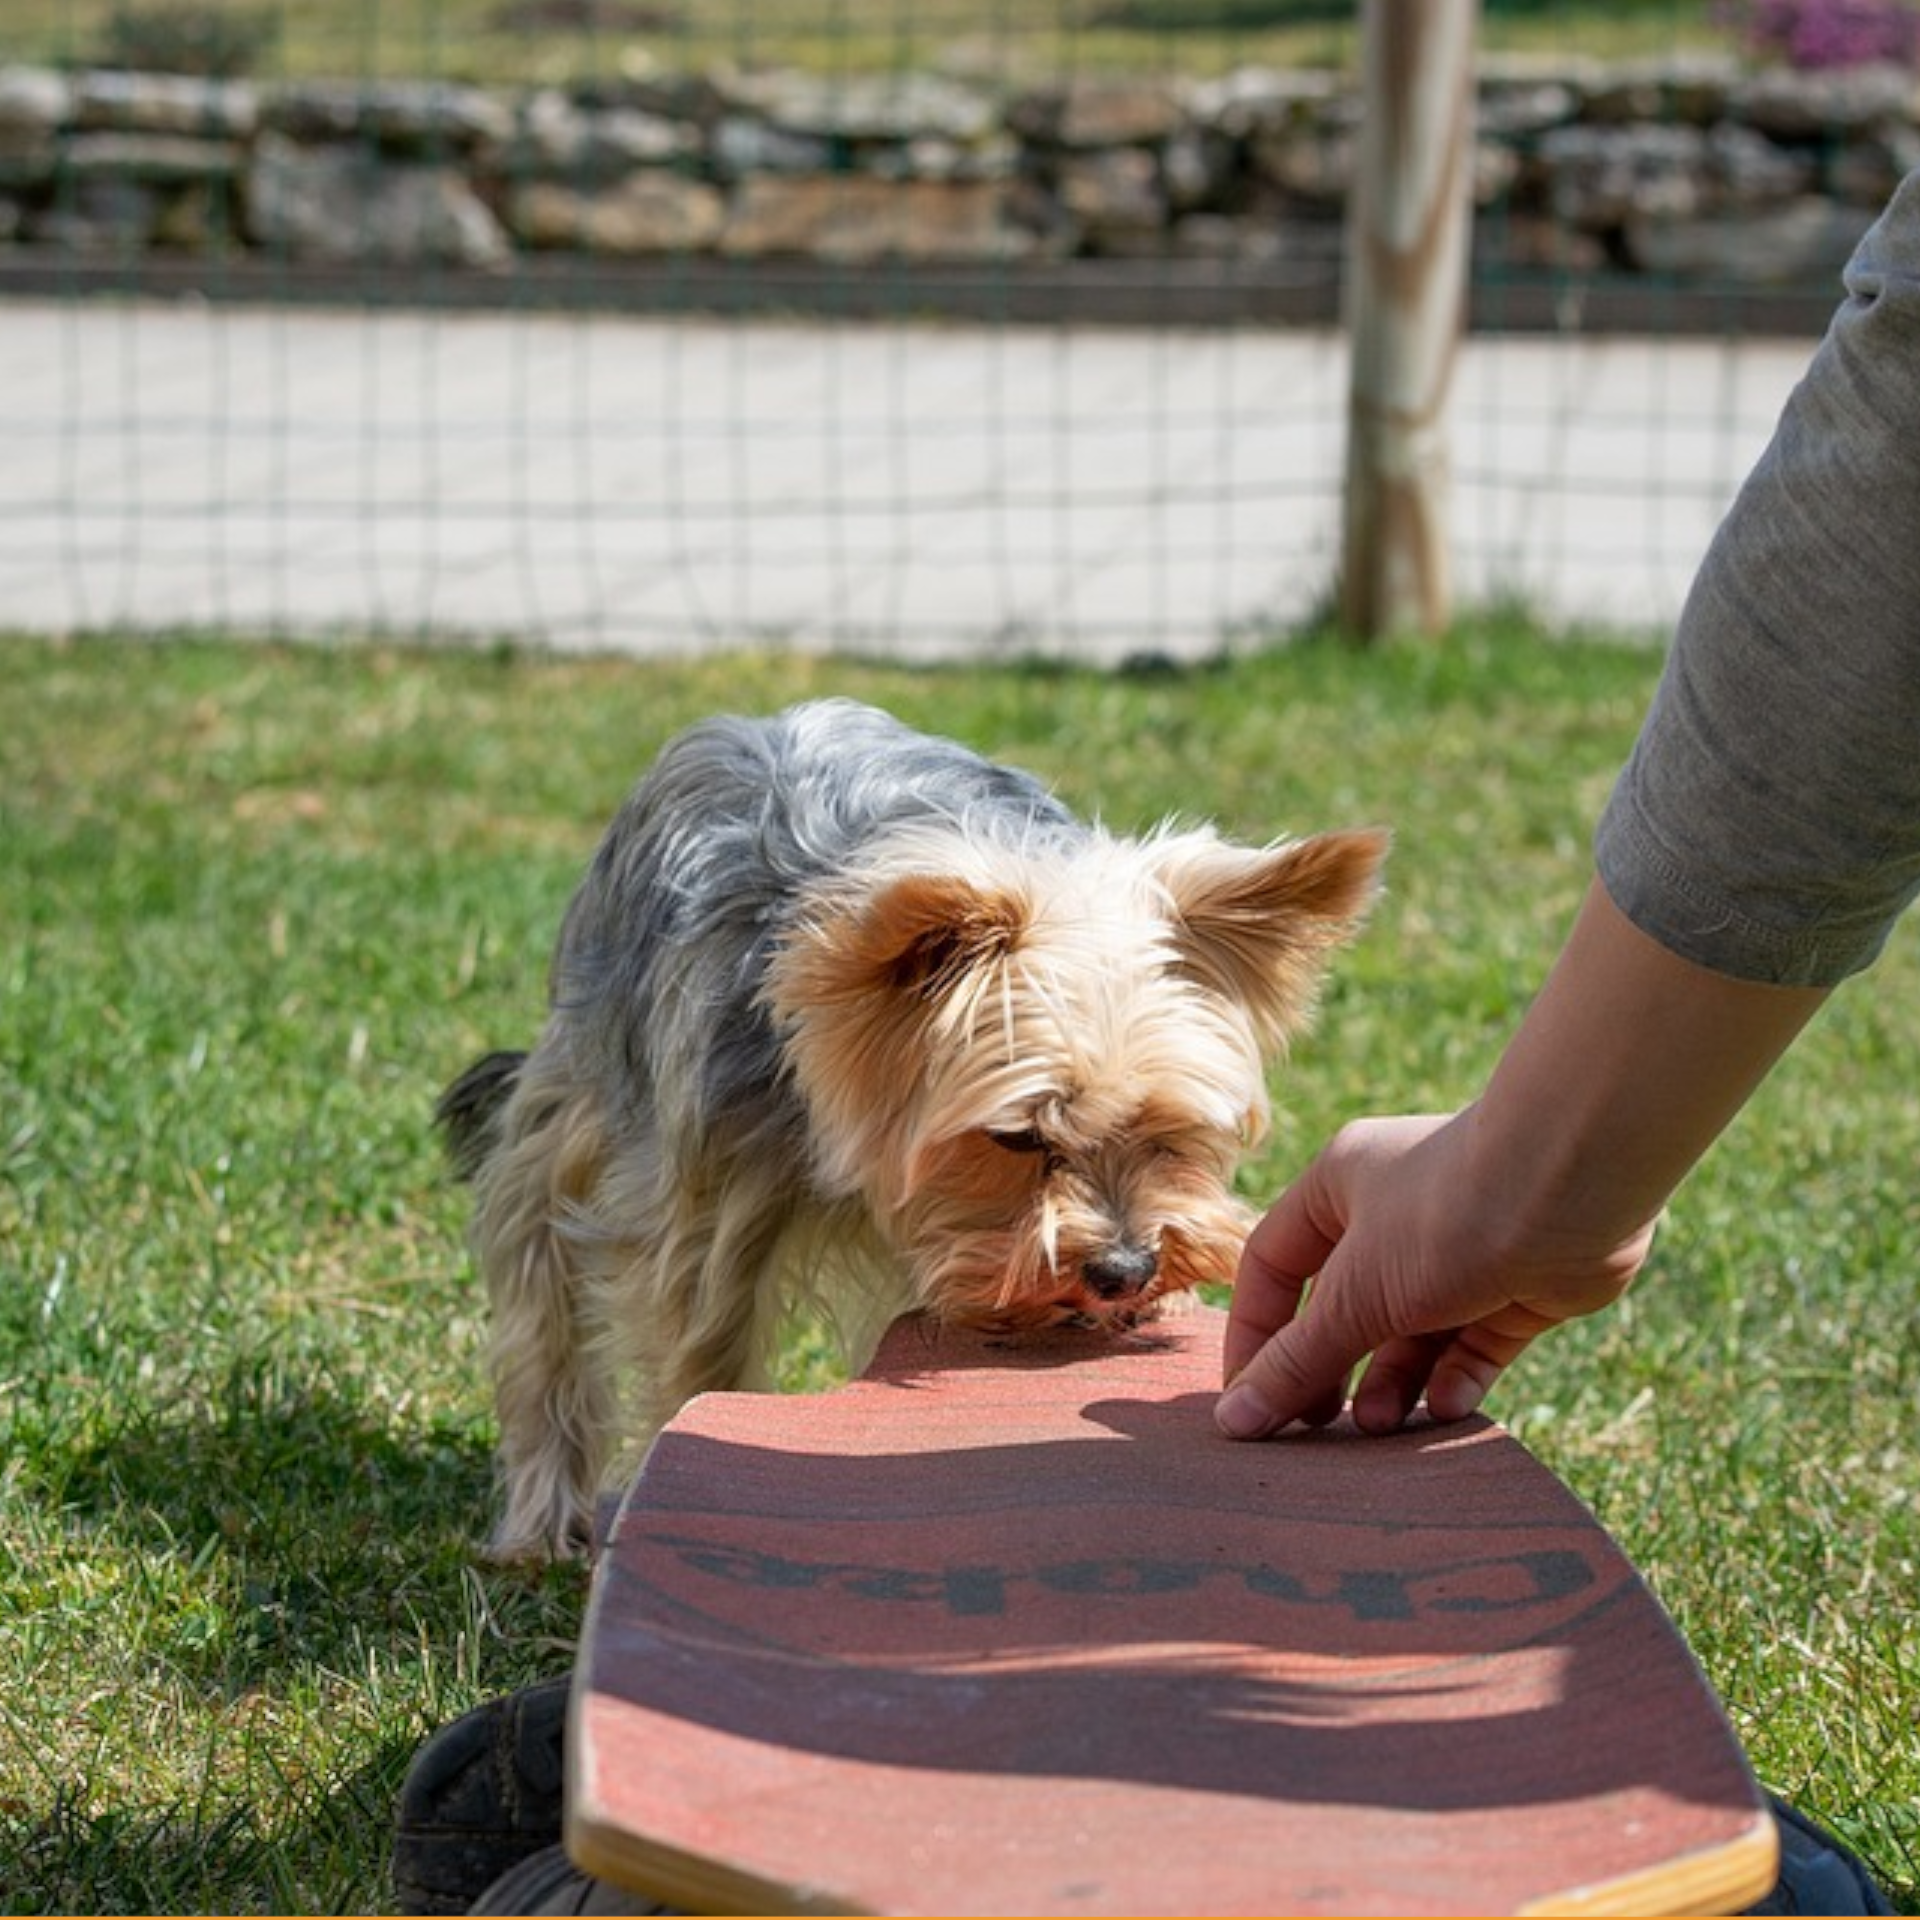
[555,698,1082,1149]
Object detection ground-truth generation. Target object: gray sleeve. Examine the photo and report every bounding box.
[1594,168,1920,986]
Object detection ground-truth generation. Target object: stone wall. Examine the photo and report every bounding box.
[2,53,1916,311]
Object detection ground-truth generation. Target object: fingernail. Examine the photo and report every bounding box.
[1215,1381,1273,1440]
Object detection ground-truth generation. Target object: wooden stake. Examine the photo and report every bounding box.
[1340,0,1479,641]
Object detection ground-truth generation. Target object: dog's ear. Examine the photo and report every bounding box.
[1158,827,1389,1047]
[775,873,1027,1012]
[764,872,1030,1124]
[861,874,1029,1001]
[764,874,1029,1197]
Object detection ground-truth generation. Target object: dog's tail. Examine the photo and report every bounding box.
[435,1050,528,1180]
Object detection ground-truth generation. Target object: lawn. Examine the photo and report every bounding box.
[9,0,1730,90]
[1,625,1915,1913]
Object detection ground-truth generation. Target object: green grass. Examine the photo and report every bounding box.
[2,626,1915,1913]
[9,0,1729,90]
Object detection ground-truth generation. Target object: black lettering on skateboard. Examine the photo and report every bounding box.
[649,1533,1595,1624]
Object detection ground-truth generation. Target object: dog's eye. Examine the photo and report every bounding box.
[987,1126,1049,1156]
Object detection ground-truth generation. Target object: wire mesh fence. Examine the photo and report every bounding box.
[0,1,1871,661]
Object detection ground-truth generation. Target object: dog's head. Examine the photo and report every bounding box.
[764,823,1388,1328]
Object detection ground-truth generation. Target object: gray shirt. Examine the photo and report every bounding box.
[1595,169,1920,986]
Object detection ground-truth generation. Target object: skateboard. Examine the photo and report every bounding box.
[568,1306,1778,1915]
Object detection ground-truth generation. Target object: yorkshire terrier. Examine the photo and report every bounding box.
[440,698,1386,1562]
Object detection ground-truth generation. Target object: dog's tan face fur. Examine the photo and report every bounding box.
[767,824,1388,1330]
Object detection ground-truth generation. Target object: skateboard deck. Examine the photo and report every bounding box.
[569,1306,1777,1916]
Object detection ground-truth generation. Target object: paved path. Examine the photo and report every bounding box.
[0,298,1816,664]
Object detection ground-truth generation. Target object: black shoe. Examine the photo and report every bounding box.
[1745,1796,1896,1917]
[392,1678,572,1915]
[468,1843,672,1916]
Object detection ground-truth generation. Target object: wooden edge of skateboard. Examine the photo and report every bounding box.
[1519,1810,1779,1918]
[565,1675,871,1918]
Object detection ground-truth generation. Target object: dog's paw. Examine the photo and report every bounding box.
[483,1512,593,1568]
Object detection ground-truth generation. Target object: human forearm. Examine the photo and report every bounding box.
[1461,877,1829,1262]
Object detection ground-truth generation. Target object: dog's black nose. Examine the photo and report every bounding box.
[1083,1243,1159,1299]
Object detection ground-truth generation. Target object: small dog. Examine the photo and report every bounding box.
[440,699,1386,1561]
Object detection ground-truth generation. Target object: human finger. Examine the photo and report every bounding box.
[1349,1331,1455,1434]
[1421,1309,1558,1422]
[1216,1246,1378,1440]
[1221,1167,1341,1387]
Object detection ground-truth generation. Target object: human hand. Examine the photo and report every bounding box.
[1215,880,1829,1441]
[1214,1110,1654,1440]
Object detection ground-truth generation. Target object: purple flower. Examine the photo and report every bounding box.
[1716,0,1920,67]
